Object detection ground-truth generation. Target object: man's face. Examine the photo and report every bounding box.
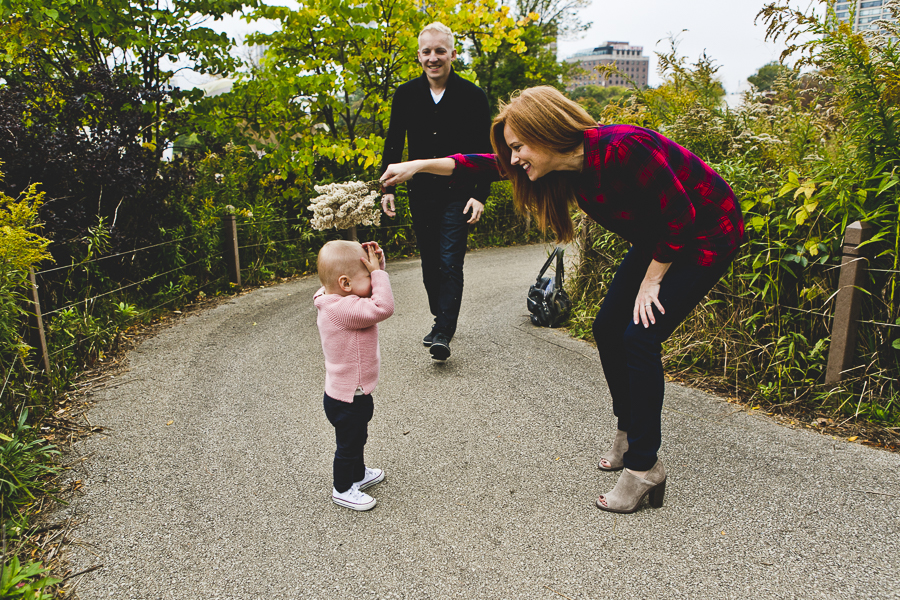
[417,30,456,83]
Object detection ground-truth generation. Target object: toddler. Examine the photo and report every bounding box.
[314,240,394,510]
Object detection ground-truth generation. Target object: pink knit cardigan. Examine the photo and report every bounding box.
[313,270,394,402]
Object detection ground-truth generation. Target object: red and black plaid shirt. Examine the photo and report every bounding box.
[451,125,746,267]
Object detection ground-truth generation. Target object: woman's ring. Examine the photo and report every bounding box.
[644,303,652,306]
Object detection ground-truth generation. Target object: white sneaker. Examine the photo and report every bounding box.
[356,467,385,491]
[332,483,376,511]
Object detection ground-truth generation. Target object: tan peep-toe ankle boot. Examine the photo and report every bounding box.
[598,429,628,471]
[595,460,666,514]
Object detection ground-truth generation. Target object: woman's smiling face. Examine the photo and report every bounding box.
[504,123,554,181]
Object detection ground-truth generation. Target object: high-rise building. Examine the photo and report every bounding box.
[564,42,649,91]
[835,0,895,32]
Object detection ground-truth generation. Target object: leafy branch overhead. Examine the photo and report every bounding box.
[195,0,552,181]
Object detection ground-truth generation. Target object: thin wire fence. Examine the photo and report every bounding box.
[35,231,212,276]
[47,274,230,359]
[32,217,318,368]
[234,216,304,229]
[20,210,900,390]
[42,256,219,317]
[238,238,299,251]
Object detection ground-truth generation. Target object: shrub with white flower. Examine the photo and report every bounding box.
[307,180,382,231]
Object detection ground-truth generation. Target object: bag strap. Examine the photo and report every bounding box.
[536,247,561,281]
[554,247,565,288]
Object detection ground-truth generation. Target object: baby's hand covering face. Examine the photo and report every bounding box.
[360,241,384,272]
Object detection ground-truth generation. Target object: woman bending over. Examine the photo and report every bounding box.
[381,86,745,514]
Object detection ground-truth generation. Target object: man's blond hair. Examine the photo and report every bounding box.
[317,240,365,289]
[419,21,455,49]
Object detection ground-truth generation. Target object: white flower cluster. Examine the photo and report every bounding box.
[307,181,382,231]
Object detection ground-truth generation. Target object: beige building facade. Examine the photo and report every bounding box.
[564,41,649,90]
[835,0,896,32]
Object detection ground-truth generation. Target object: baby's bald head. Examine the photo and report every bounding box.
[317,240,366,292]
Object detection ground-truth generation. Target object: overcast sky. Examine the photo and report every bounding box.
[190,0,823,95]
[556,0,825,94]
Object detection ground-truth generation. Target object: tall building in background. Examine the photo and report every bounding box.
[835,0,895,32]
[564,42,649,91]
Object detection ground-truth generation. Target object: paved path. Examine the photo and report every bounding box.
[61,243,899,600]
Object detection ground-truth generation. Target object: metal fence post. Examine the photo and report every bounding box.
[825,220,873,384]
[26,268,51,374]
[222,214,241,287]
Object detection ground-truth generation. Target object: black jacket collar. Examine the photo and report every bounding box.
[416,68,460,93]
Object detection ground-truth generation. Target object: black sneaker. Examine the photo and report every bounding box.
[423,327,437,347]
[430,333,451,361]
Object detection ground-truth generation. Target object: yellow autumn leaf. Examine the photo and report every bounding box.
[804,237,821,255]
[166,420,174,426]
[794,181,816,200]
[848,436,858,442]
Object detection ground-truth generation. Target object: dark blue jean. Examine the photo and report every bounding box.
[410,198,469,338]
[592,246,735,471]
[323,392,374,493]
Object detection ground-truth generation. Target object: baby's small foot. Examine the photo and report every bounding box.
[356,467,385,491]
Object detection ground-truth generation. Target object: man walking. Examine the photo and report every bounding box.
[380,22,492,362]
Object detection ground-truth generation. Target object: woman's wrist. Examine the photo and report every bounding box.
[417,157,455,177]
[644,260,671,284]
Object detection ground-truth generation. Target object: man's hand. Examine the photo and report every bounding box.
[381,193,396,218]
[464,198,484,224]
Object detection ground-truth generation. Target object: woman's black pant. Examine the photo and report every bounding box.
[592,245,735,471]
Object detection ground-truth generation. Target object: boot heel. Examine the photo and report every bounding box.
[648,481,666,508]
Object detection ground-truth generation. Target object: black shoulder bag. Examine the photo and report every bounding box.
[527,247,571,328]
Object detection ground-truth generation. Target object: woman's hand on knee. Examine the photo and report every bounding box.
[633,286,663,328]
[634,260,670,328]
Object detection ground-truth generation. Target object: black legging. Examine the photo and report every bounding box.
[593,245,735,470]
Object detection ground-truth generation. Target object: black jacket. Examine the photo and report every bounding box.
[380,70,492,204]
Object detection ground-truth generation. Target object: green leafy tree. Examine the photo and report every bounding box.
[747,60,797,92]
[466,0,590,111]
[0,0,258,154]
[567,85,631,120]
[195,0,531,186]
